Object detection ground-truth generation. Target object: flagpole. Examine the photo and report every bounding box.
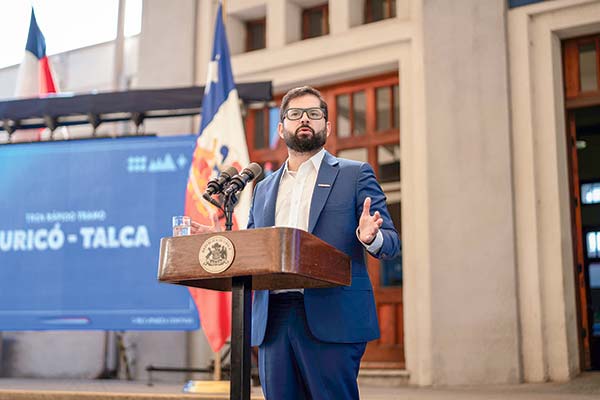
[113,0,126,137]
[213,0,226,384]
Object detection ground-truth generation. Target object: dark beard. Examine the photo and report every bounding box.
[283,125,327,153]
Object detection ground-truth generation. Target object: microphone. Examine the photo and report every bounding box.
[203,165,239,198]
[223,163,262,196]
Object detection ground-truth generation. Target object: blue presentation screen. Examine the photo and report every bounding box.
[0,135,200,330]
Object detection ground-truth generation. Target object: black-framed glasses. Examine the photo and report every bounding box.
[282,107,326,121]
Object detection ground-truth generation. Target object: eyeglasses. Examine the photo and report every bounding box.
[282,107,326,121]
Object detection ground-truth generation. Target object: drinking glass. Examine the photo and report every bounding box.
[172,216,191,236]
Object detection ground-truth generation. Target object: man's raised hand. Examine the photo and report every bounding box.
[358,197,383,244]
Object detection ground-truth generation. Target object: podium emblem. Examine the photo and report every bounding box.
[198,235,235,273]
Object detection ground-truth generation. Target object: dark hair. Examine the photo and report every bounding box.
[279,86,328,122]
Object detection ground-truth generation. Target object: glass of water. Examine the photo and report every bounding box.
[172,216,191,236]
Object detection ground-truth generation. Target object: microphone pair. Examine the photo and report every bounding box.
[203,162,262,201]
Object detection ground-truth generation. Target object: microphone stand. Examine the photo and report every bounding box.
[223,192,238,232]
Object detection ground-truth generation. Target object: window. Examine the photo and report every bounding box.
[582,183,600,205]
[365,0,396,24]
[244,104,285,181]
[247,106,279,151]
[246,18,266,52]
[587,231,600,258]
[376,84,399,131]
[563,35,600,101]
[579,42,598,92]
[377,144,400,183]
[302,4,329,40]
[335,90,366,138]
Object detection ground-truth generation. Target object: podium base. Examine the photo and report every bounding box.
[182,380,229,394]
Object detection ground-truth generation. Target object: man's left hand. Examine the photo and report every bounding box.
[190,212,222,234]
[358,197,383,244]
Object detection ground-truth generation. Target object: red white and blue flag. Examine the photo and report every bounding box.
[15,8,57,98]
[185,2,251,353]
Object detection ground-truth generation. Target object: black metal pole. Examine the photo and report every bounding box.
[223,191,251,400]
[230,276,252,400]
[224,193,237,231]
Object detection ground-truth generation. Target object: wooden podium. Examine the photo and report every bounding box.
[157,227,351,400]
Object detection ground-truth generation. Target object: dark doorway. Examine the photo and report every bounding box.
[570,106,600,370]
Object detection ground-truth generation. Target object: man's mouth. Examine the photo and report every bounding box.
[296,126,314,135]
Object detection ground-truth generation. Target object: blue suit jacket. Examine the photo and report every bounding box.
[248,151,400,346]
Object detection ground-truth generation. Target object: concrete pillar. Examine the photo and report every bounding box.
[136,0,197,134]
[225,15,246,56]
[397,0,410,20]
[195,0,218,85]
[405,0,520,385]
[329,0,352,34]
[267,0,301,49]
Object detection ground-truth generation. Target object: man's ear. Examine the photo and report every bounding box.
[326,120,331,138]
[278,122,284,139]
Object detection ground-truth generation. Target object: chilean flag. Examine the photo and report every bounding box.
[15,8,57,98]
[184,2,251,353]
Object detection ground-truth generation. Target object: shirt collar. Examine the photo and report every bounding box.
[282,148,326,176]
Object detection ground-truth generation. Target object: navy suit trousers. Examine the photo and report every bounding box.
[258,293,366,400]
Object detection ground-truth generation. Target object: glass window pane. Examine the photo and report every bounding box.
[579,43,598,92]
[588,232,599,258]
[353,91,366,136]
[268,107,280,149]
[336,94,351,138]
[376,87,391,131]
[253,110,266,149]
[371,0,385,22]
[309,11,322,37]
[590,263,600,337]
[305,8,325,39]
[393,84,400,129]
[590,263,600,289]
[581,182,600,204]
[337,147,368,163]
[582,183,593,204]
[594,183,600,203]
[247,21,265,51]
[378,144,400,183]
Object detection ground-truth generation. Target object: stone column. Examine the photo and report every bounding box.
[136,0,197,135]
[266,0,301,49]
[404,0,520,385]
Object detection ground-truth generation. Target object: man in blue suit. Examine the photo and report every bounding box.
[248,86,400,399]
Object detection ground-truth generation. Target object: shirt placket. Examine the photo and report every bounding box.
[288,165,310,229]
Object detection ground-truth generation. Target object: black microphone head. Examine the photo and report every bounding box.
[244,162,262,179]
[220,165,239,179]
[223,163,263,196]
[205,165,240,196]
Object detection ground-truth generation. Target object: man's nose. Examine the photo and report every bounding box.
[300,111,311,123]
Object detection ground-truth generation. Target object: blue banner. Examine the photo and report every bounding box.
[0,135,200,330]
